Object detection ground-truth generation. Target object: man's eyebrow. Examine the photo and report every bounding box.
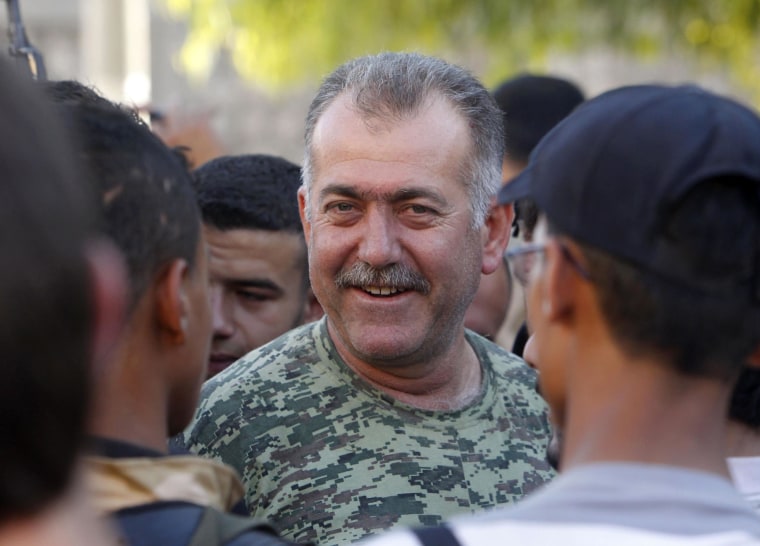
[390,187,448,208]
[318,183,361,202]
[226,279,284,295]
[319,183,448,207]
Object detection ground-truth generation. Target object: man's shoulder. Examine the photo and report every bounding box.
[202,321,326,401]
[476,331,529,360]
[449,521,760,546]
[468,330,529,370]
[467,332,541,398]
[238,321,325,373]
[182,320,343,451]
[360,522,760,546]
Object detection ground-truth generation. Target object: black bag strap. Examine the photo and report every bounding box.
[189,506,277,546]
[412,526,462,546]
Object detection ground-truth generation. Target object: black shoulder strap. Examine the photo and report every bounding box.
[412,526,461,546]
[189,506,277,546]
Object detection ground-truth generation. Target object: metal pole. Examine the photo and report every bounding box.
[5,0,47,80]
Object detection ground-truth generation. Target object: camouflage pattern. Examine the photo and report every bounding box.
[180,318,555,545]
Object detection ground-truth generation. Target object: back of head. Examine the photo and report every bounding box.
[194,154,303,235]
[47,81,201,309]
[492,74,585,165]
[303,51,504,227]
[39,79,113,109]
[0,64,98,521]
[499,84,760,379]
[573,177,760,379]
[493,74,585,239]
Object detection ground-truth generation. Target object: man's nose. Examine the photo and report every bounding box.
[210,285,234,338]
[356,208,402,268]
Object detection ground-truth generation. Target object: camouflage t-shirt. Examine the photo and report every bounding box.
[181,318,555,545]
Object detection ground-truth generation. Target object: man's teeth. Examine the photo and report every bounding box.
[364,286,403,296]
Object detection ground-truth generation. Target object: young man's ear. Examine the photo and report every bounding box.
[86,239,127,376]
[481,200,512,275]
[155,259,191,345]
[542,240,583,324]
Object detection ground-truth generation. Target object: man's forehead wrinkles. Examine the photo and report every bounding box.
[319,183,360,200]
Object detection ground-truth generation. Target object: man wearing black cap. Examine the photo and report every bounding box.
[361,84,760,544]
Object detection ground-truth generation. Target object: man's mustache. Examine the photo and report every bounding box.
[335,262,431,295]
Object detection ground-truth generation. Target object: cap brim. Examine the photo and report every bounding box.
[497,166,533,205]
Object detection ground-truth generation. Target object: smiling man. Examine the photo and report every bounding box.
[193,154,322,377]
[180,52,555,545]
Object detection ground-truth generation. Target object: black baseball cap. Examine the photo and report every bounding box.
[498,84,760,296]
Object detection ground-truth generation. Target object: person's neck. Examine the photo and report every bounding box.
[725,420,760,458]
[88,330,171,454]
[330,323,483,411]
[0,467,118,546]
[561,341,732,478]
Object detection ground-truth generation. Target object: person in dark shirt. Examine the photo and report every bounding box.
[46,80,299,546]
[0,62,124,546]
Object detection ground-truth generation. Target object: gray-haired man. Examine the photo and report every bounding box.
[180,52,555,545]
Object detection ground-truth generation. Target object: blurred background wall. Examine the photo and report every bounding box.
[2,0,754,166]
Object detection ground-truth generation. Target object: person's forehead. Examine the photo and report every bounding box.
[312,92,468,152]
[206,227,305,264]
[309,93,472,194]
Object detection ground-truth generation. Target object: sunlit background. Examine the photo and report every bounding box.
[5,0,759,164]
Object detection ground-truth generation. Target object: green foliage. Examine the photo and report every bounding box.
[165,0,760,104]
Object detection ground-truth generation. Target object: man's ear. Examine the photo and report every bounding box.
[481,200,512,275]
[155,259,190,345]
[503,202,516,234]
[301,287,324,324]
[86,239,127,375]
[541,241,580,324]
[298,187,311,243]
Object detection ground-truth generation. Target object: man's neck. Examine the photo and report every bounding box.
[88,330,171,454]
[329,323,483,411]
[561,346,733,478]
[725,421,760,458]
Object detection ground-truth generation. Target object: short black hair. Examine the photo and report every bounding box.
[492,74,585,164]
[563,176,760,381]
[0,64,97,521]
[493,75,584,240]
[46,81,201,309]
[514,198,540,240]
[39,79,112,109]
[193,154,303,234]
